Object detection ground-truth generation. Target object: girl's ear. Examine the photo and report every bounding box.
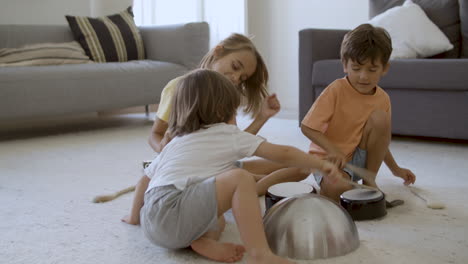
[214,45,224,58]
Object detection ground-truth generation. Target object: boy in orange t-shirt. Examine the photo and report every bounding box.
[301,24,416,202]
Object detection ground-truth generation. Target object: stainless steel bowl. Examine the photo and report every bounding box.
[263,193,360,260]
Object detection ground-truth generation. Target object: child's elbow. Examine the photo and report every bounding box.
[301,124,320,139]
[300,124,313,135]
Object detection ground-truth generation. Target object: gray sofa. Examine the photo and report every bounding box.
[0,22,209,121]
[299,0,468,140]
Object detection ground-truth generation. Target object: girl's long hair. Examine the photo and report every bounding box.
[199,33,268,116]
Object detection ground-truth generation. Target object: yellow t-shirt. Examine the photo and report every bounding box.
[156,77,183,122]
[301,77,391,160]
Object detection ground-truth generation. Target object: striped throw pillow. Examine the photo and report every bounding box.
[0,41,92,67]
[66,6,145,63]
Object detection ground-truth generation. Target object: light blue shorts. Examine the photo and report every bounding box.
[314,147,367,185]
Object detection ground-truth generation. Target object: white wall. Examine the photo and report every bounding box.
[90,0,133,17]
[204,0,246,48]
[0,0,90,25]
[248,0,369,117]
[0,0,132,25]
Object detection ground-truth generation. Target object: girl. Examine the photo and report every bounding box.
[147,33,310,194]
[133,69,339,263]
[149,33,271,153]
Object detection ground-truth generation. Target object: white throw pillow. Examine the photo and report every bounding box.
[368,0,453,59]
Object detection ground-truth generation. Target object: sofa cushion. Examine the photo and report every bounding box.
[0,25,74,49]
[368,0,454,59]
[0,41,92,67]
[0,60,186,120]
[369,0,461,58]
[312,59,468,91]
[66,6,145,63]
[460,0,468,57]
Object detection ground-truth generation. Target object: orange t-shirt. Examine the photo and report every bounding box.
[301,77,391,160]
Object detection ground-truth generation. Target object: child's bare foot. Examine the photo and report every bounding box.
[247,251,295,264]
[191,237,245,263]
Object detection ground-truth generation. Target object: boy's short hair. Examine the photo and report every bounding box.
[168,69,240,138]
[340,23,392,66]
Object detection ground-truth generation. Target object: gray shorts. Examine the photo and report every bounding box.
[140,177,218,249]
[314,147,367,185]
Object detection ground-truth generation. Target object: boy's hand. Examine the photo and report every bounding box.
[321,161,340,184]
[326,152,347,169]
[392,167,416,185]
[259,94,281,119]
[121,215,140,225]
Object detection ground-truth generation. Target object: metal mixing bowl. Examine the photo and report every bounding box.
[263,193,360,260]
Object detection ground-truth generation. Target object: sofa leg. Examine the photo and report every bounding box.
[145,105,149,118]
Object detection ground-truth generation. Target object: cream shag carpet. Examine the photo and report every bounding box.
[1,114,467,264]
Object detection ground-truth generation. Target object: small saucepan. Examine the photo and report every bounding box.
[265,182,316,212]
[340,188,387,221]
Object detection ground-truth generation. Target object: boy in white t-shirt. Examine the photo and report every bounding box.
[124,69,340,263]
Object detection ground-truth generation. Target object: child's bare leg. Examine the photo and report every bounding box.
[359,110,391,187]
[199,216,226,241]
[191,215,244,263]
[319,171,353,203]
[191,238,244,263]
[214,168,294,264]
[243,159,286,175]
[243,159,310,196]
[256,168,310,196]
[320,111,390,202]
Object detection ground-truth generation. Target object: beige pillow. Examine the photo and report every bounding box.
[0,41,93,67]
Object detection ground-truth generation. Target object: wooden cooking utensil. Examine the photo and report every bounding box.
[345,164,377,185]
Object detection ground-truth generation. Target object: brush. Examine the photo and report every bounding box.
[92,185,136,203]
[408,186,445,209]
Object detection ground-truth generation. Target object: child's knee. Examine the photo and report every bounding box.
[367,110,390,130]
[230,169,256,184]
[320,185,353,202]
[298,168,312,180]
[321,174,353,194]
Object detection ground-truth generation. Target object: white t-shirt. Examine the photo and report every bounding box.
[145,123,265,192]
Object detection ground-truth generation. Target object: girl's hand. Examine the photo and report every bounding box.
[321,161,340,184]
[392,167,416,185]
[259,94,281,119]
